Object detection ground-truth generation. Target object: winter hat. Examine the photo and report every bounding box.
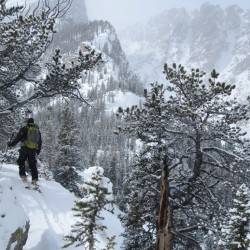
[27,118,34,124]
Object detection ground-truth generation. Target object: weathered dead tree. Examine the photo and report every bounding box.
[156,156,174,250]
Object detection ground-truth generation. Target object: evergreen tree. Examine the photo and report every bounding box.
[0,1,101,148]
[0,1,102,111]
[107,155,118,194]
[39,106,57,168]
[219,184,250,250]
[122,191,153,249]
[118,84,172,249]
[103,236,116,250]
[118,64,250,249]
[54,104,82,195]
[63,167,114,250]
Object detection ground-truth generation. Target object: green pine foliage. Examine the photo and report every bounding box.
[219,184,250,250]
[63,167,114,250]
[121,191,153,250]
[119,84,168,249]
[103,235,116,250]
[54,104,81,195]
[118,64,250,249]
[57,104,82,169]
[0,0,102,113]
[39,107,56,169]
[0,1,102,149]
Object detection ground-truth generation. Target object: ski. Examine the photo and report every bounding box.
[25,185,42,193]
[22,179,42,193]
[31,185,42,193]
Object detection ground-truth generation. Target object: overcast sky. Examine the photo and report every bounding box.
[85,0,250,30]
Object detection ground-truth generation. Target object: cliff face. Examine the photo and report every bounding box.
[120,3,250,99]
[0,165,123,250]
[51,19,143,98]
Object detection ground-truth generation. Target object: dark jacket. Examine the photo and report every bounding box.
[9,124,42,154]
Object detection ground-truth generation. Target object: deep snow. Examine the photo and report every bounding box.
[0,164,123,250]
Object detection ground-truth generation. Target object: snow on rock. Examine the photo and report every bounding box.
[0,164,123,250]
[0,177,28,250]
[120,4,250,96]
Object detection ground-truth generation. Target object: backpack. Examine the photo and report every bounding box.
[23,125,40,150]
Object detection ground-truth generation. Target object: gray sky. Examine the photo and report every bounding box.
[85,0,250,30]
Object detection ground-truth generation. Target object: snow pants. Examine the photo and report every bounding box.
[17,147,38,181]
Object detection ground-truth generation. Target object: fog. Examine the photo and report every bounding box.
[85,0,250,30]
[7,0,250,31]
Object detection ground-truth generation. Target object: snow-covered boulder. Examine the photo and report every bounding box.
[0,164,123,250]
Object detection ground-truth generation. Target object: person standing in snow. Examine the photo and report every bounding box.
[8,118,42,186]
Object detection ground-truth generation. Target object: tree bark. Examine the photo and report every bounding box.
[89,216,95,250]
[156,156,174,250]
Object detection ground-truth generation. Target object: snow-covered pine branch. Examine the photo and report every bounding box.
[118,64,250,249]
[0,0,102,148]
[63,166,114,250]
[218,184,250,250]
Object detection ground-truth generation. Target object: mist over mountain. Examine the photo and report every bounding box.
[63,0,88,23]
[120,3,250,99]
[35,0,143,205]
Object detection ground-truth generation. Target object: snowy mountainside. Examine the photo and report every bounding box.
[0,164,123,250]
[9,0,143,109]
[120,3,250,100]
[51,19,143,103]
[35,19,143,197]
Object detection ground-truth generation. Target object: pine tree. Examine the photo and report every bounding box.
[107,155,118,194]
[54,104,81,195]
[103,236,116,250]
[0,1,102,115]
[118,64,250,249]
[118,84,172,249]
[39,106,57,169]
[63,167,114,250]
[122,191,153,249]
[0,1,102,152]
[219,184,250,250]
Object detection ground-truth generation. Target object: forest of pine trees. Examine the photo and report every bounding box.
[219,184,250,250]
[54,104,82,196]
[0,0,250,249]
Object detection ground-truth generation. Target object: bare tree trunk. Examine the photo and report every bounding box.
[89,241,94,250]
[89,218,95,250]
[156,156,174,250]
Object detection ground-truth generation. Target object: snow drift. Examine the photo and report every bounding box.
[0,164,123,250]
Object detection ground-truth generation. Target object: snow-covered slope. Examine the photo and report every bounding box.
[120,3,250,100]
[0,164,123,250]
[49,19,143,112]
